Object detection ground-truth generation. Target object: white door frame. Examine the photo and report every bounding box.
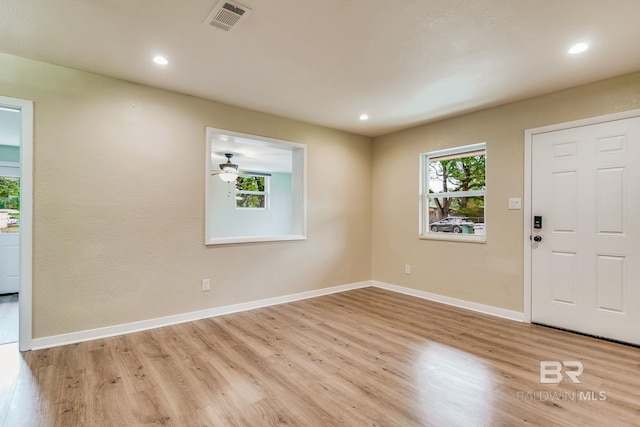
[523,108,640,324]
[0,96,33,351]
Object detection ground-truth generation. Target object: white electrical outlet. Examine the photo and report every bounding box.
[405,264,411,274]
[202,279,211,292]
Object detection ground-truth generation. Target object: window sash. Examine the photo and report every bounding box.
[424,145,485,197]
[428,149,485,162]
[421,143,486,238]
[235,175,268,209]
[425,189,485,199]
[235,194,266,209]
[424,143,485,161]
[236,190,265,196]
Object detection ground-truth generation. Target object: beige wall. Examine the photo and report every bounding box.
[372,71,640,312]
[2,49,639,339]
[0,53,372,338]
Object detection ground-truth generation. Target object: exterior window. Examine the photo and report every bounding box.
[421,143,486,240]
[0,176,20,234]
[236,175,267,209]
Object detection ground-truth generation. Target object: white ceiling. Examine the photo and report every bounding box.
[209,131,293,173]
[1,0,640,137]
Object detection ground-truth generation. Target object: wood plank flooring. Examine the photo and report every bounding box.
[1,287,640,426]
[0,294,18,345]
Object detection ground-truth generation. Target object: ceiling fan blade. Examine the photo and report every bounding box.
[238,170,272,177]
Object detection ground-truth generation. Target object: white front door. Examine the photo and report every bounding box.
[531,116,640,345]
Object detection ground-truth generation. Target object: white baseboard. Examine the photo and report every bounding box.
[31,279,524,350]
[31,281,371,350]
[371,281,525,322]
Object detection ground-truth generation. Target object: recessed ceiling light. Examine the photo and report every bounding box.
[568,43,589,54]
[359,114,369,121]
[153,55,169,65]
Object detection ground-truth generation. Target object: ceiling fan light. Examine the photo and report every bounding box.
[217,153,239,182]
[218,171,238,182]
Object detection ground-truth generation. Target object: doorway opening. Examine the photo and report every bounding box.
[0,97,33,351]
[0,171,20,345]
[0,109,21,345]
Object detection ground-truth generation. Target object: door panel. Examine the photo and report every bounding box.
[552,171,577,232]
[596,168,624,233]
[595,255,625,313]
[550,251,576,304]
[531,116,640,345]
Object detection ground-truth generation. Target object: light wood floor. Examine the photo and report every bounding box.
[0,293,18,345]
[1,287,640,426]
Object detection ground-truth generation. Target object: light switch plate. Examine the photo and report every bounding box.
[508,198,522,210]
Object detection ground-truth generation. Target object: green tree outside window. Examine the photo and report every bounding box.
[236,176,266,208]
[0,177,20,210]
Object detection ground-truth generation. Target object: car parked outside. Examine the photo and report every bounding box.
[430,216,474,233]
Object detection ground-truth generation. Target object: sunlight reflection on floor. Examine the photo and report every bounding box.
[0,343,21,389]
[416,342,495,425]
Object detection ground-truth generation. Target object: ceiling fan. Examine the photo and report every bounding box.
[211,153,271,182]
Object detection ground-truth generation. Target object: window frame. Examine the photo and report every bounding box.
[235,174,269,210]
[419,143,486,243]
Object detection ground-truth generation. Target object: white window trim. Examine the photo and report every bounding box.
[419,143,486,243]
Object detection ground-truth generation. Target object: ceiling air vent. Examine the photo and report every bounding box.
[205,0,252,32]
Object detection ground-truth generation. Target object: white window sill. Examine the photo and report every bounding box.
[206,234,306,246]
[419,233,486,244]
